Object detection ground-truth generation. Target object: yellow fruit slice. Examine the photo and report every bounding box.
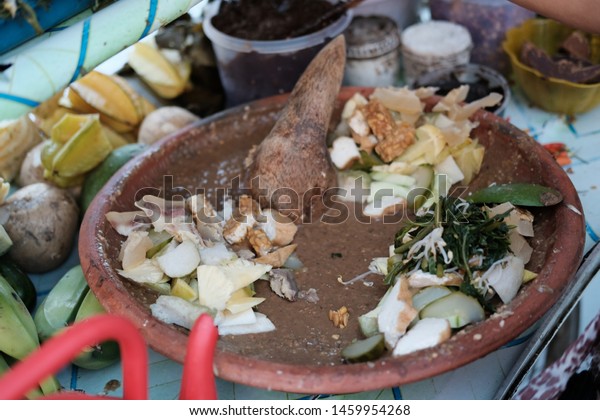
[64,84,135,134]
[110,74,155,121]
[44,170,85,188]
[128,43,189,99]
[41,139,62,170]
[51,113,92,143]
[0,116,42,181]
[34,107,70,138]
[70,71,140,132]
[51,115,113,178]
[62,87,98,115]
[103,125,131,149]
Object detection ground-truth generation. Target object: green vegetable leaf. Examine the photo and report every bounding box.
[467,183,563,207]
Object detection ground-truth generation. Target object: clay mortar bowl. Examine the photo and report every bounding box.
[80,87,585,394]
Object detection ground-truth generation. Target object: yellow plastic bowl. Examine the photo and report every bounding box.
[503,18,600,115]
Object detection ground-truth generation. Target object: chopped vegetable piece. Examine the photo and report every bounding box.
[218,312,276,336]
[482,255,525,304]
[377,276,418,348]
[156,240,200,278]
[393,318,451,356]
[150,295,215,330]
[420,291,485,328]
[468,183,563,207]
[412,286,452,311]
[342,333,386,363]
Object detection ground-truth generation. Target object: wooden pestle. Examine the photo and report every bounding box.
[246,35,346,223]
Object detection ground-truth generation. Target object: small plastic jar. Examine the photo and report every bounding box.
[429,0,535,74]
[401,21,472,85]
[344,16,401,87]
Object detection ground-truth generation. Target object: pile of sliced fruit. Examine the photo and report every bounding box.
[329,85,501,216]
[107,194,302,335]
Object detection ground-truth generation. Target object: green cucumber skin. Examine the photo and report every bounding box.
[412,286,452,312]
[341,333,386,363]
[419,292,485,329]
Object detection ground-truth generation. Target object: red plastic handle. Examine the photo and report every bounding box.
[180,314,218,400]
[0,314,148,400]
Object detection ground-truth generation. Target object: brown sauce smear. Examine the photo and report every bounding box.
[163,129,399,366]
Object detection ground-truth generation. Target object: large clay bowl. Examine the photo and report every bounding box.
[80,87,585,394]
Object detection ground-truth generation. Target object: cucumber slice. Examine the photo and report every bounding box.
[370,172,416,187]
[146,236,173,258]
[358,286,394,337]
[368,181,410,203]
[412,164,434,189]
[407,165,434,211]
[468,183,563,207]
[341,333,386,363]
[0,225,12,256]
[420,291,485,328]
[412,286,452,311]
[358,312,380,338]
[337,170,371,203]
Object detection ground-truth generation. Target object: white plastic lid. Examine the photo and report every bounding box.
[401,20,472,57]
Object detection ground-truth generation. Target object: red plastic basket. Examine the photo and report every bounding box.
[0,313,218,400]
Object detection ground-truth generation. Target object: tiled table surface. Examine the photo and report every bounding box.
[28,87,600,400]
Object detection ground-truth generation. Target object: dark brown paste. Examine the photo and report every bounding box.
[211,0,342,40]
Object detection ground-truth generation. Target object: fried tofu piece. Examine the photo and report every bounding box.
[363,99,415,162]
